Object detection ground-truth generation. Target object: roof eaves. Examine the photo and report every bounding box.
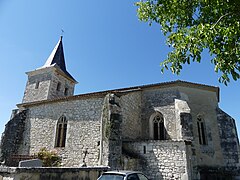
[17,80,220,107]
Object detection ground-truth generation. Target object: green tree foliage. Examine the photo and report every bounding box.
[136,0,240,84]
[36,147,61,167]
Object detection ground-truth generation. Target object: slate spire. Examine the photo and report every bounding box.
[42,36,76,82]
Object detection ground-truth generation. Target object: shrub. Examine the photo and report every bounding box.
[36,147,61,167]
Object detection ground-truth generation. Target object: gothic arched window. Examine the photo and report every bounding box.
[55,115,67,147]
[149,112,165,140]
[153,114,165,140]
[197,115,207,145]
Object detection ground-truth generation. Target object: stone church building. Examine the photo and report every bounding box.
[1,37,239,179]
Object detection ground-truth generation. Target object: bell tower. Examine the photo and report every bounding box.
[22,36,77,103]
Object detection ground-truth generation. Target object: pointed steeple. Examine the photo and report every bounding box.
[41,36,76,82]
[22,36,77,103]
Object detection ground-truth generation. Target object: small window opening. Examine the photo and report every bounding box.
[64,87,68,96]
[57,82,61,91]
[35,81,40,89]
[143,146,146,154]
[197,116,207,145]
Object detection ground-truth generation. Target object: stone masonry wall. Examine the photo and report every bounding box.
[0,167,109,180]
[99,94,110,167]
[120,92,142,140]
[217,108,240,167]
[178,86,225,168]
[123,140,190,180]
[23,68,75,104]
[21,97,104,167]
[176,87,238,178]
[22,71,51,103]
[141,87,180,140]
[48,70,75,100]
[100,93,123,169]
[1,110,27,166]
[174,99,192,141]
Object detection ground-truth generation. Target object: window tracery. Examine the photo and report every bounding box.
[149,112,165,140]
[55,115,67,147]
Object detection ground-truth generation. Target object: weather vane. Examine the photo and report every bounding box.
[61,29,64,36]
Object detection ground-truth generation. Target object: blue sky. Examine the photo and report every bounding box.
[0,1,239,136]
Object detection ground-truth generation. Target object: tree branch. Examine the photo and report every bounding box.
[211,13,231,29]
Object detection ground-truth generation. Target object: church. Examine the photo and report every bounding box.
[1,37,239,180]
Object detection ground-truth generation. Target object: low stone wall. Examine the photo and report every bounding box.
[123,140,190,180]
[0,166,109,180]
